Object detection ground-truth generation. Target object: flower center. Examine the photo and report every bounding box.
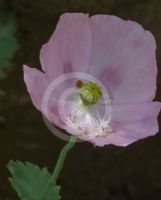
[59,79,114,142]
[76,80,103,105]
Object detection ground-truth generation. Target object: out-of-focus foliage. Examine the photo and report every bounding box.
[7,161,61,200]
[0,11,18,80]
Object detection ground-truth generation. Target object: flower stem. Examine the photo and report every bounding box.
[52,136,77,183]
[39,136,76,200]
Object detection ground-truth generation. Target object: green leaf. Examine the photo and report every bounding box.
[0,11,18,80]
[7,160,61,200]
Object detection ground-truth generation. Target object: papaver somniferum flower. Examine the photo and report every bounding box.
[23,13,161,147]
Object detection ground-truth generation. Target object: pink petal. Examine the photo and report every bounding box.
[89,15,157,103]
[92,102,161,146]
[23,65,64,127]
[40,13,91,80]
[23,65,49,110]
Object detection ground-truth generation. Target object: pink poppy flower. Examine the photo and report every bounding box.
[23,13,161,146]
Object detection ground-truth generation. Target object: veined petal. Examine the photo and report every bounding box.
[111,101,161,122]
[23,65,49,110]
[23,65,63,127]
[89,15,157,103]
[92,102,161,146]
[40,13,91,80]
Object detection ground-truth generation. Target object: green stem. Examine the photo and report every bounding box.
[39,136,76,199]
[52,136,77,183]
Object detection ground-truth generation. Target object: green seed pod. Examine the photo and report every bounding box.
[79,81,102,105]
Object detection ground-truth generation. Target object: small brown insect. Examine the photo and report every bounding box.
[76,80,83,88]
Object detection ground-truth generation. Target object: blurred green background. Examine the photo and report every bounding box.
[0,0,161,199]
